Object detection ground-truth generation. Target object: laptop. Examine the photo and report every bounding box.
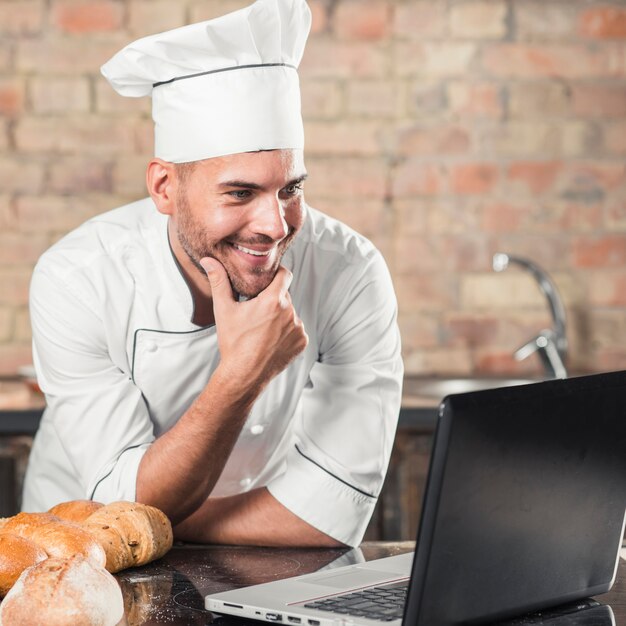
[206,370,626,625]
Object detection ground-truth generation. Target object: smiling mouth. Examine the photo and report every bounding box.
[231,242,274,257]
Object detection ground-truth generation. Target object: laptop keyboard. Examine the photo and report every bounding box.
[302,581,408,622]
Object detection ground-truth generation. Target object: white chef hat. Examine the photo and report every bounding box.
[101,0,311,163]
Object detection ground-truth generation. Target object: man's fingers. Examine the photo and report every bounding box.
[200,257,236,308]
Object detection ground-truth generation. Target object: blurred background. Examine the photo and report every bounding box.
[1,0,626,380]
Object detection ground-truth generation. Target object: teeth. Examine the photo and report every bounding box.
[233,243,271,257]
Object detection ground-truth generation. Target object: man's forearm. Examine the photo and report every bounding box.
[173,486,344,548]
[135,364,261,524]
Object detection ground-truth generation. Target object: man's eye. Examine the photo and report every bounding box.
[229,190,251,199]
[284,183,303,195]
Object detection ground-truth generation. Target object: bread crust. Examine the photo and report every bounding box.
[83,501,173,573]
[48,500,104,524]
[0,533,47,598]
[0,555,124,626]
[3,513,106,569]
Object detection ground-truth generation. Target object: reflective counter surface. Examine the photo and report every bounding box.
[114,541,626,626]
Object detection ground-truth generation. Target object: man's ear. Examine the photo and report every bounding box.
[146,158,178,216]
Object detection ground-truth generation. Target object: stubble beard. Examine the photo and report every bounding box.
[175,188,297,299]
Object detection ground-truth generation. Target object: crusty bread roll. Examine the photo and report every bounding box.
[0,533,47,597]
[49,500,104,524]
[83,501,173,574]
[0,555,124,626]
[3,513,106,569]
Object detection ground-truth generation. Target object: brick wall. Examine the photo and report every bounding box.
[0,0,625,377]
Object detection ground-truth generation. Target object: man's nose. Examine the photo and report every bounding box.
[250,195,289,241]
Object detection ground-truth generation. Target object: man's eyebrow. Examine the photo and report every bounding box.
[218,174,308,190]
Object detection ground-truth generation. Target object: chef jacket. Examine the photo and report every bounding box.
[22,198,403,547]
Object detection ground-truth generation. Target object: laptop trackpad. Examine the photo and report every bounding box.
[305,569,399,589]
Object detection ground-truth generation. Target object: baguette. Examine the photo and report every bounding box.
[0,533,47,598]
[49,500,104,524]
[83,501,173,573]
[0,555,124,626]
[3,513,106,569]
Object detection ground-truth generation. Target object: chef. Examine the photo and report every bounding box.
[22,0,403,548]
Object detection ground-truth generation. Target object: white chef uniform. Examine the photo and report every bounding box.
[23,198,403,547]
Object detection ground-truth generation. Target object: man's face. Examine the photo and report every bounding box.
[173,149,307,299]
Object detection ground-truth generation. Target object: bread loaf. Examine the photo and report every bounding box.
[0,533,47,598]
[49,500,104,524]
[83,501,173,573]
[3,513,106,569]
[0,555,124,626]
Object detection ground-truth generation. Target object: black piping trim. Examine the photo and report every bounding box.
[153,62,297,88]
[130,325,214,383]
[294,444,376,499]
[89,443,148,500]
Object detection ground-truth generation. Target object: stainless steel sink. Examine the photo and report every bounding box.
[404,377,540,400]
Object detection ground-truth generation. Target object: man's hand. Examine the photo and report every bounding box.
[200,257,308,391]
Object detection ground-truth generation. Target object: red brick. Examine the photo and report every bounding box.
[188,0,249,22]
[301,80,343,120]
[451,163,499,195]
[393,236,439,275]
[507,82,570,119]
[408,80,447,117]
[303,120,384,156]
[305,157,388,200]
[0,269,31,306]
[15,116,137,155]
[0,307,12,343]
[15,194,126,234]
[603,121,626,154]
[308,0,329,35]
[606,196,626,230]
[556,162,626,202]
[333,1,391,41]
[0,194,16,231]
[593,349,626,371]
[474,351,538,376]
[95,79,152,115]
[506,161,562,195]
[572,235,626,268]
[579,6,626,39]
[571,84,626,118]
[396,42,477,77]
[490,237,571,270]
[0,78,25,117]
[48,157,113,194]
[347,80,405,118]
[300,39,388,78]
[394,274,457,312]
[0,344,34,376]
[480,122,559,157]
[14,308,31,342]
[0,0,44,36]
[560,121,602,157]
[514,1,579,41]
[395,124,471,157]
[51,0,124,34]
[112,156,149,197]
[481,202,528,233]
[439,235,492,271]
[311,198,391,242]
[134,120,155,155]
[589,270,626,306]
[482,43,624,78]
[0,122,8,152]
[0,157,45,194]
[0,42,10,73]
[392,161,445,197]
[17,36,127,73]
[405,347,473,376]
[30,77,90,114]
[447,81,502,119]
[424,198,482,234]
[0,232,49,265]
[450,1,508,39]
[393,2,446,39]
[127,0,186,38]
[397,314,440,351]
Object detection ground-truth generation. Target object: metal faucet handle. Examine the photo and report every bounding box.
[514,330,567,380]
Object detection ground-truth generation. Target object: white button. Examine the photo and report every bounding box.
[250,424,264,435]
[145,341,158,353]
[239,477,252,488]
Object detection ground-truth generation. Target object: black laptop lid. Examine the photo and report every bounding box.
[405,370,626,626]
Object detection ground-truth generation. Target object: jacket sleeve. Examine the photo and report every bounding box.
[28,263,154,505]
[266,251,403,547]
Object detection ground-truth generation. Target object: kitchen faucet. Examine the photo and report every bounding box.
[492,253,568,379]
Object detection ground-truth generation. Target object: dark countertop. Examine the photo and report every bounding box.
[113,542,626,626]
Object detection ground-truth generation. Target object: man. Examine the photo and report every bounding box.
[22,0,403,548]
